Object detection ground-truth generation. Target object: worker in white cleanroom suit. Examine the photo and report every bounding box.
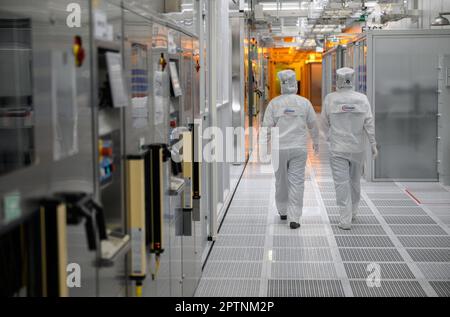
[260,69,319,229]
[321,67,378,230]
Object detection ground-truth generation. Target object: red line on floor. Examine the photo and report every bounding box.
[405,189,422,205]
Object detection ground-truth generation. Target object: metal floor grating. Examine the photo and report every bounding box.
[271,262,337,279]
[416,263,450,280]
[238,186,272,192]
[197,140,450,297]
[272,224,328,236]
[437,215,450,225]
[208,247,265,262]
[326,206,373,215]
[335,235,395,248]
[389,225,449,236]
[237,183,271,189]
[331,225,387,235]
[406,249,450,262]
[195,279,261,297]
[339,248,404,262]
[350,280,427,297]
[323,199,368,207]
[376,207,427,215]
[226,206,269,214]
[267,280,345,297]
[329,215,379,225]
[202,262,263,278]
[429,281,450,297]
[272,236,330,248]
[371,199,417,207]
[300,216,325,224]
[219,225,267,235]
[344,262,416,279]
[272,248,334,262]
[214,235,266,247]
[224,215,267,225]
[398,236,450,248]
[382,215,437,225]
[366,193,411,200]
[233,193,272,200]
[230,200,271,207]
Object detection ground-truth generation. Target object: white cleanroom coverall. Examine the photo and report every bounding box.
[260,69,319,223]
[321,67,377,228]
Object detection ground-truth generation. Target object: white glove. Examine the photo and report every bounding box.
[371,144,378,159]
[313,144,319,156]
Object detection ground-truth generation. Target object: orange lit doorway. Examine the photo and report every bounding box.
[267,48,323,112]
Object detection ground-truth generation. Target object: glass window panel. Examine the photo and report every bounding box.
[0,16,35,176]
[373,37,438,180]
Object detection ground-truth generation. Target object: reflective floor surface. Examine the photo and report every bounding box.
[195,138,450,297]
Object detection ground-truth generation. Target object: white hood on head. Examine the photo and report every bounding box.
[278,70,298,94]
[336,67,354,90]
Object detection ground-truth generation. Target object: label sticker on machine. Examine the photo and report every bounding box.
[106,52,128,108]
[3,191,21,224]
[184,178,192,209]
[131,228,144,273]
[93,10,108,40]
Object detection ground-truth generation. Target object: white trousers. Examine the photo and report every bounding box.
[330,155,362,225]
[273,148,308,223]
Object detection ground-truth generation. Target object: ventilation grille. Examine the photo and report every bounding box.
[416,263,450,280]
[366,193,411,200]
[371,200,417,207]
[326,206,373,215]
[332,225,387,235]
[224,215,267,225]
[230,200,271,207]
[339,248,404,262]
[383,216,436,225]
[350,280,427,297]
[214,235,266,247]
[389,225,448,236]
[271,262,337,279]
[398,236,450,248]
[202,262,263,278]
[323,199,368,207]
[406,249,450,262]
[220,225,267,235]
[272,248,334,262]
[208,247,265,262]
[344,262,416,279]
[227,206,269,214]
[272,236,329,248]
[376,207,427,216]
[267,280,345,297]
[195,279,261,297]
[429,281,450,297]
[329,215,379,225]
[272,224,328,236]
[335,235,395,248]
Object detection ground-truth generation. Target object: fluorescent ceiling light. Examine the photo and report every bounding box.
[365,1,378,8]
